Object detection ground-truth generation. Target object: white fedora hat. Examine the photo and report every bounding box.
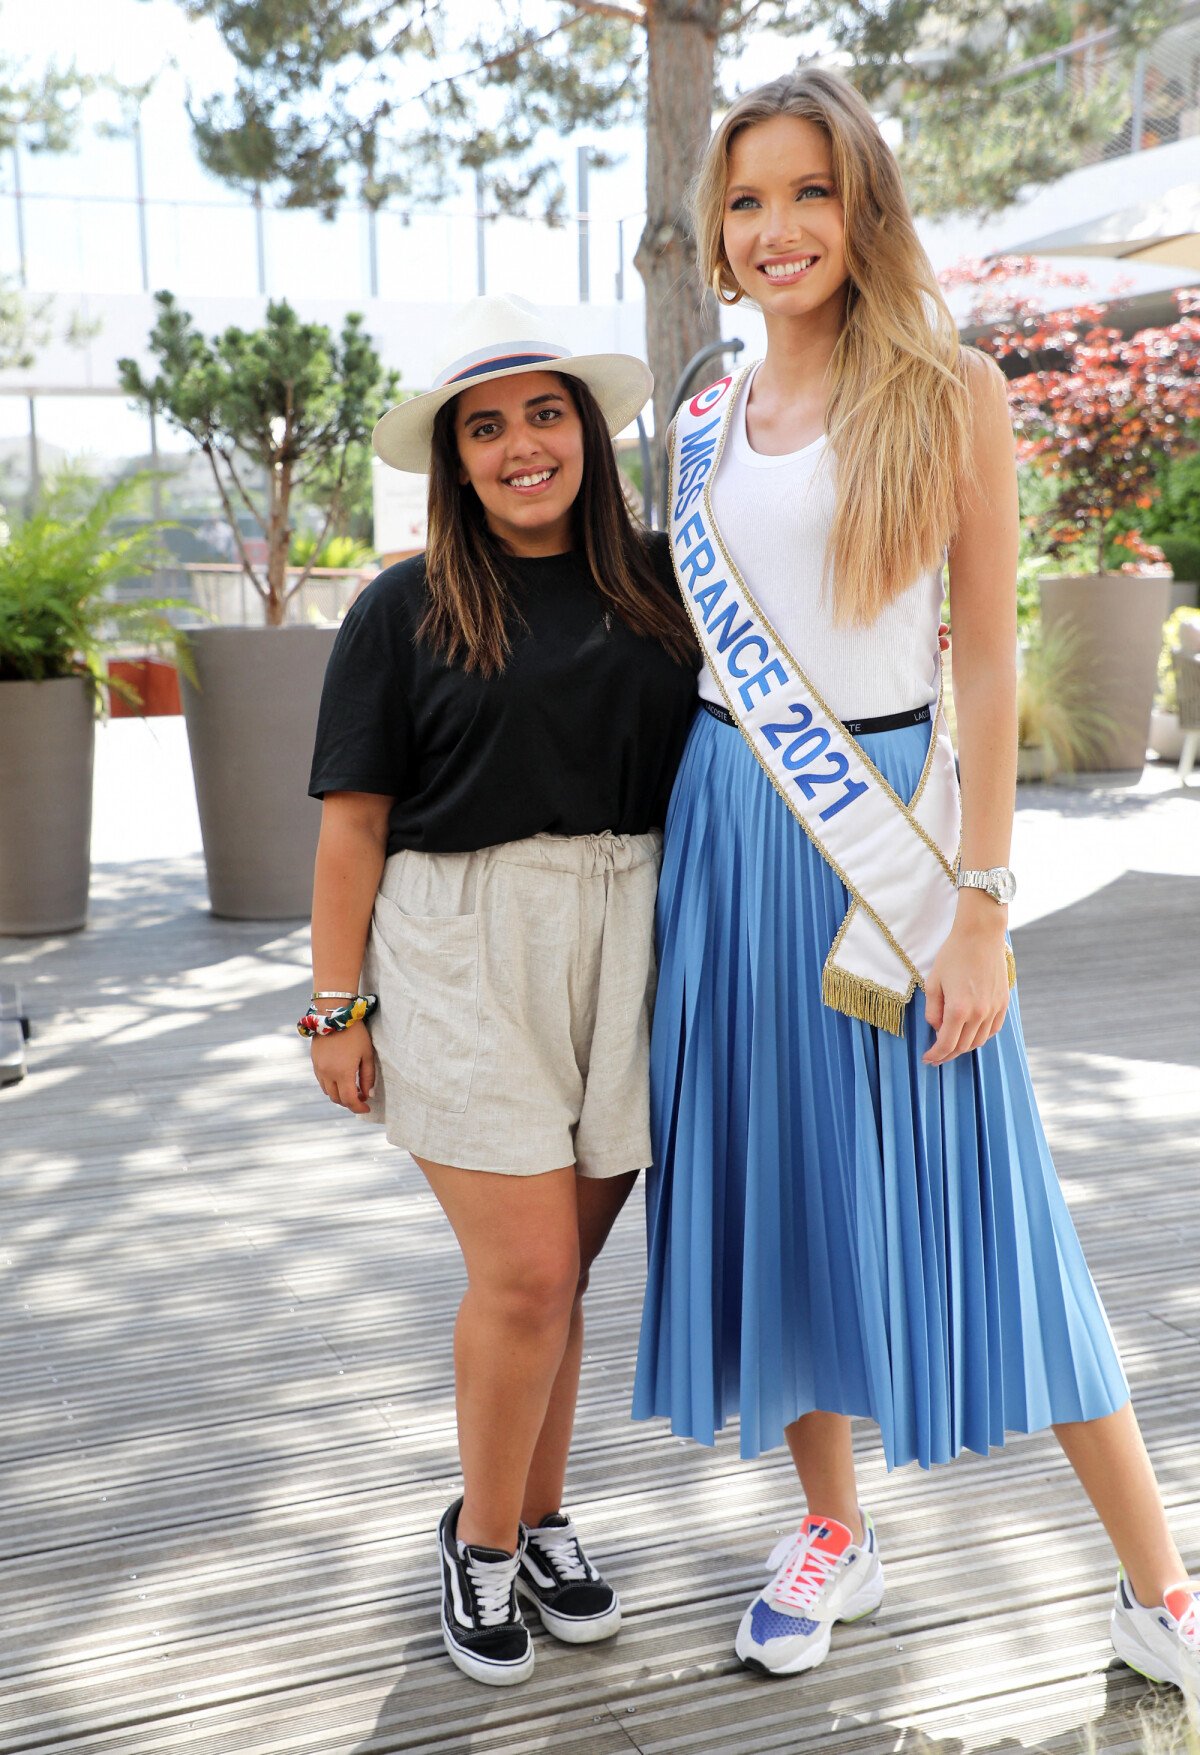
[372,293,653,474]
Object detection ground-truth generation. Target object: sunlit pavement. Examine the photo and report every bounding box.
[90,713,1200,920]
[1,714,1197,1754]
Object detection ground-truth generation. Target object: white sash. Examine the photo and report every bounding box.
[669,367,1013,1037]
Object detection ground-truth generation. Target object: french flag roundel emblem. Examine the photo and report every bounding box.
[689,375,733,417]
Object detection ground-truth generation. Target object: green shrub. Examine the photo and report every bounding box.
[1016,464,1062,629]
[0,471,191,702]
[288,531,376,569]
[1158,532,1200,584]
[1157,605,1200,712]
[1017,619,1114,772]
[1143,443,1200,543]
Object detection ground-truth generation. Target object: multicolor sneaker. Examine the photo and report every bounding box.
[735,1511,885,1677]
[1110,1572,1200,1710]
[437,1499,534,1687]
[516,1511,622,1643]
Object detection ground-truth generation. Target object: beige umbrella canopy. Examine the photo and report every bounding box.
[1008,181,1200,271]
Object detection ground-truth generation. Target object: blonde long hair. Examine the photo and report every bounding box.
[693,68,975,625]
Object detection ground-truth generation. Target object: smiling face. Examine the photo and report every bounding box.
[454,370,584,557]
[722,114,849,322]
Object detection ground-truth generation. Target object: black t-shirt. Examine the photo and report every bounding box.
[308,533,699,855]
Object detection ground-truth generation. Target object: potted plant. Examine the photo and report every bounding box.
[1149,606,1200,762]
[119,294,397,919]
[288,532,376,571]
[107,655,183,717]
[1016,620,1114,781]
[951,262,1200,770]
[0,472,187,934]
[1037,529,1172,772]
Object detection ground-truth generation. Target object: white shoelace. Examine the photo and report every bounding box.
[466,1551,520,1626]
[765,1531,841,1615]
[1176,1597,1200,1651]
[529,1525,589,1583]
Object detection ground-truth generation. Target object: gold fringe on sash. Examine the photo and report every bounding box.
[821,965,908,1037]
[668,374,1023,1043]
[822,945,1019,1038]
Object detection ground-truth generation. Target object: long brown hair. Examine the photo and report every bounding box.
[421,373,696,675]
[692,69,977,625]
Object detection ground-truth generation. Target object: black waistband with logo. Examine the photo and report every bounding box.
[699,698,932,737]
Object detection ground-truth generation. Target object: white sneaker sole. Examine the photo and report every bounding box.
[1111,1608,1200,1704]
[736,1564,886,1677]
[517,1578,623,1644]
[441,1616,535,1686]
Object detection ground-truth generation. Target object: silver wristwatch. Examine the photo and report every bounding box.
[956,866,1017,905]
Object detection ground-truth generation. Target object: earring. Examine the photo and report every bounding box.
[715,266,744,307]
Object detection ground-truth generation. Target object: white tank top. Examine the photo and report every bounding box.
[698,366,943,721]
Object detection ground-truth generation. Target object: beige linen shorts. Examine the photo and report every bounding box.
[360,829,662,1176]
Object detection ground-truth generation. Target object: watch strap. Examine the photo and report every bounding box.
[956,866,1015,902]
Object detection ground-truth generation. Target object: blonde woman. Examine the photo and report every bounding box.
[632,70,1199,1703]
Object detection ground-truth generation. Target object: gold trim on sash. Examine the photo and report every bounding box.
[668,366,1016,1036]
[692,367,953,882]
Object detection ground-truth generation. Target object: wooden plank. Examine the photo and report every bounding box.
[0,792,1198,1754]
[0,981,28,1084]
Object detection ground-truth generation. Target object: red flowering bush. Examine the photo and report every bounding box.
[941,257,1200,571]
[1109,528,1169,574]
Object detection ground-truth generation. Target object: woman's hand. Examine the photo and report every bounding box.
[923,897,1011,1065]
[312,1023,376,1113]
[308,791,391,1117]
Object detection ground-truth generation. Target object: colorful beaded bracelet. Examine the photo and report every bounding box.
[297,994,378,1038]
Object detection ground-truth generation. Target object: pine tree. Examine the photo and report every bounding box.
[174,1,1170,458]
[118,293,398,624]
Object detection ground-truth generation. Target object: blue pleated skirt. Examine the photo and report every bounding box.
[632,710,1129,1470]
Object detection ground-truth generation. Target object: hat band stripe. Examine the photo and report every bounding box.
[441,351,564,386]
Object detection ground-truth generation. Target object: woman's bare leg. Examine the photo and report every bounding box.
[416,1157,581,1552]
[1055,1403,1188,1604]
[784,1411,864,1542]
[784,1403,1188,1601]
[521,1170,639,1526]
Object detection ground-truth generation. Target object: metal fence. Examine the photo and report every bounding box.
[4,11,1198,310]
[167,563,369,628]
[2,140,642,308]
[991,1,1200,160]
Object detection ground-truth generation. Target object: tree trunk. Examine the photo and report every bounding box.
[264,463,291,628]
[635,0,723,519]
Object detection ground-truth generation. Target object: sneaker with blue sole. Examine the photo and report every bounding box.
[735,1511,885,1677]
[1110,1571,1200,1714]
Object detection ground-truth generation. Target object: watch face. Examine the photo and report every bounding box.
[994,869,1017,904]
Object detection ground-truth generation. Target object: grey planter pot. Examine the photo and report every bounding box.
[180,626,338,920]
[1039,573,1172,771]
[1149,708,1185,762]
[1016,744,1054,783]
[0,676,95,935]
[1167,579,1199,618]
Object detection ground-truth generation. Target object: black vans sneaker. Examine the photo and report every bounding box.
[437,1499,534,1686]
[516,1511,622,1644]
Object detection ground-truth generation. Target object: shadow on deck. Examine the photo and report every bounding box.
[1,849,1197,1755]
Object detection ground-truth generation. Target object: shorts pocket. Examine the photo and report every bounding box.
[366,890,480,1115]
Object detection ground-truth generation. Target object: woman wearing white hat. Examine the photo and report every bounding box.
[305,295,699,1687]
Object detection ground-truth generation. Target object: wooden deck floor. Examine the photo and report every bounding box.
[2,775,1199,1755]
